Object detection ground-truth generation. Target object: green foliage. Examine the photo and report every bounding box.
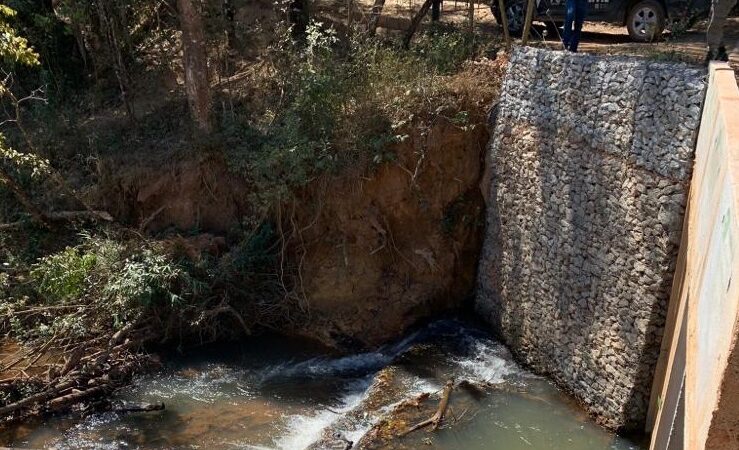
[1,221,284,344]
[20,234,199,335]
[0,5,40,67]
[225,22,483,207]
[413,25,475,74]
[0,134,50,178]
[0,123,53,224]
[103,249,186,323]
[31,246,96,302]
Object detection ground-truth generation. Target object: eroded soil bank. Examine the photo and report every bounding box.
[94,60,504,349]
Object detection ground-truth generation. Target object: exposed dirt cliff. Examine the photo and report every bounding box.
[289,117,489,347]
[93,58,505,349]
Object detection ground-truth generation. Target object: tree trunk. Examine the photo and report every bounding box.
[404,0,434,48]
[178,0,213,135]
[0,166,47,226]
[367,0,386,35]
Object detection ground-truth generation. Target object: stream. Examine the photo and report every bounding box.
[1,320,645,449]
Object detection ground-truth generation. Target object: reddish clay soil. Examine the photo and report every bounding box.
[705,333,739,450]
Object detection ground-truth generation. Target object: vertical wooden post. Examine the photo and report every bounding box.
[521,0,536,45]
[497,0,511,49]
[468,0,474,34]
[347,0,354,31]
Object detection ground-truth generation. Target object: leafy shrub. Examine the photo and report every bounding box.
[103,249,186,324]
[24,234,199,333]
[226,21,481,207]
[30,246,96,302]
[414,26,475,74]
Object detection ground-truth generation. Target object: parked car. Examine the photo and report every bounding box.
[489,0,710,42]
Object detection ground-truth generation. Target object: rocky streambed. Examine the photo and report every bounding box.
[1,319,644,449]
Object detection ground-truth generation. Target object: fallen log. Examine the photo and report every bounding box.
[0,379,77,417]
[111,401,165,413]
[0,210,113,231]
[47,385,109,410]
[402,378,454,435]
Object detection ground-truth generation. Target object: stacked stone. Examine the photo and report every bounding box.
[476,47,705,430]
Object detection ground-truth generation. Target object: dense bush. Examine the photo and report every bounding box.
[2,234,197,342]
[225,21,491,208]
[31,246,96,302]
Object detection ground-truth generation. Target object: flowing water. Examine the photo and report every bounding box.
[1,320,645,450]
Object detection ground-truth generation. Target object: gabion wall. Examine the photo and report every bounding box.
[476,47,705,429]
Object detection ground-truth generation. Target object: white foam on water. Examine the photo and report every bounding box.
[455,340,522,384]
[124,363,244,404]
[343,424,373,446]
[272,386,367,450]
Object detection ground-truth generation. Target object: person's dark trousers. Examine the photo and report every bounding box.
[563,0,588,52]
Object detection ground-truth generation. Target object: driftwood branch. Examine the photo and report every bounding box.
[111,401,165,413]
[48,385,110,410]
[0,323,151,420]
[402,378,454,435]
[0,379,77,417]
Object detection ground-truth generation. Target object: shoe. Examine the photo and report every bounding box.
[716,46,729,62]
[704,50,713,64]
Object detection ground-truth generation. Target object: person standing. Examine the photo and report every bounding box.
[706,0,737,61]
[563,0,588,52]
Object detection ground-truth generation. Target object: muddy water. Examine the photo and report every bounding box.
[2,320,645,449]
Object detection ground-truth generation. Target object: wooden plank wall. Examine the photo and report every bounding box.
[649,62,739,450]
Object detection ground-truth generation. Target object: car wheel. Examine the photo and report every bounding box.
[626,0,666,42]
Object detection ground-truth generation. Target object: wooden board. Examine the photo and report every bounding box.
[650,62,739,450]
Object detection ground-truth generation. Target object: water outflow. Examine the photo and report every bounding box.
[3,320,643,449]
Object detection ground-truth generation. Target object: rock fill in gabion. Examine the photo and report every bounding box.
[475,47,705,430]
